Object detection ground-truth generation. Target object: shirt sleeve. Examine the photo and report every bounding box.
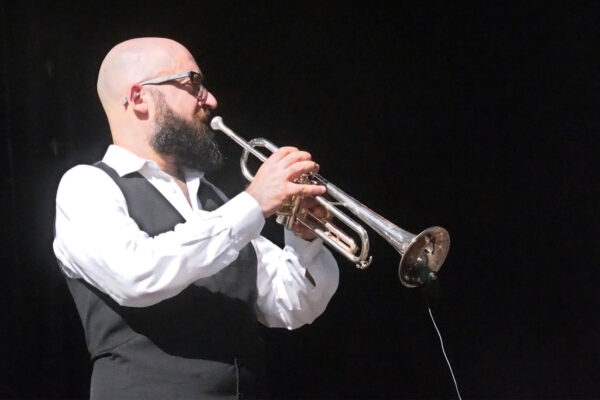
[53,165,265,307]
[253,229,340,329]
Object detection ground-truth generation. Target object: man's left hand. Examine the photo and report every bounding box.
[291,197,331,241]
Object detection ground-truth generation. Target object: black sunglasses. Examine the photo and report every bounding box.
[139,71,206,99]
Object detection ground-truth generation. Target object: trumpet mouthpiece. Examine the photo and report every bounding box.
[210,116,223,130]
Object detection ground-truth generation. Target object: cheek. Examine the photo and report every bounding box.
[170,97,198,120]
[178,96,199,116]
[164,87,196,114]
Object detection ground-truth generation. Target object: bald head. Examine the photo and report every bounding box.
[97,37,197,114]
[95,37,218,170]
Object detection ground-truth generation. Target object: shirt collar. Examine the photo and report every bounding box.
[102,145,206,182]
[102,145,154,177]
[102,144,204,180]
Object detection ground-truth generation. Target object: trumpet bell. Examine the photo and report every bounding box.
[398,227,450,287]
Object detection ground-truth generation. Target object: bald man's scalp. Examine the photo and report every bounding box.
[97,37,195,114]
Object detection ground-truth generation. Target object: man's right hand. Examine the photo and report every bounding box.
[245,146,326,218]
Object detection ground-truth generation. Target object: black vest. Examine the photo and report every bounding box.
[64,163,265,399]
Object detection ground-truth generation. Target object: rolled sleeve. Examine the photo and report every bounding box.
[180,192,264,249]
[254,231,339,329]
[216,191,265,247]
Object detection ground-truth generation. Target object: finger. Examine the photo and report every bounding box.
[268,146,299,162]
[308,204,329,219]
[288,183,327,197]
[279,150,312,168]
[285,160,320,180]
[291,222,316,240]
[299,196,319,209]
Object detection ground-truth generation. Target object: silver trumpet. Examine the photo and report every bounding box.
[210,116,450,287]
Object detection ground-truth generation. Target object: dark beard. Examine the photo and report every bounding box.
[150,98,223,172]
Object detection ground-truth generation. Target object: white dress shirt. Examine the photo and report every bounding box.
[53,145,339,329]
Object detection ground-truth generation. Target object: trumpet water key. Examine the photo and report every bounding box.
[210,116,450,287]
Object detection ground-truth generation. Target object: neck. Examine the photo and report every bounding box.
[113,136,183,181]
[155,156,183,181]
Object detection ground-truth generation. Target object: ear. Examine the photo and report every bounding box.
[125,84,149,114]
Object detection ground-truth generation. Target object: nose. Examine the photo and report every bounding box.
[199,89,218,109]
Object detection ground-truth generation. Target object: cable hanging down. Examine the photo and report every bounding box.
[428,307,462,400]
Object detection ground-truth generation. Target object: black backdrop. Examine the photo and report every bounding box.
[1,1,598,398]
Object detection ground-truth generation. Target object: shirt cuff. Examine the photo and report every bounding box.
[284,229,325,263]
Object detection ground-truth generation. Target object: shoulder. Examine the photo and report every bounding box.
[58,164,113,188]
[56,164,124,204]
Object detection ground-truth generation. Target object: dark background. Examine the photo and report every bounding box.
[1,1,598,398]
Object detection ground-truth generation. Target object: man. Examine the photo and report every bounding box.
[53,37,339,399]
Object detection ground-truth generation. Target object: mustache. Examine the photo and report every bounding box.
[195,108,211,123]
